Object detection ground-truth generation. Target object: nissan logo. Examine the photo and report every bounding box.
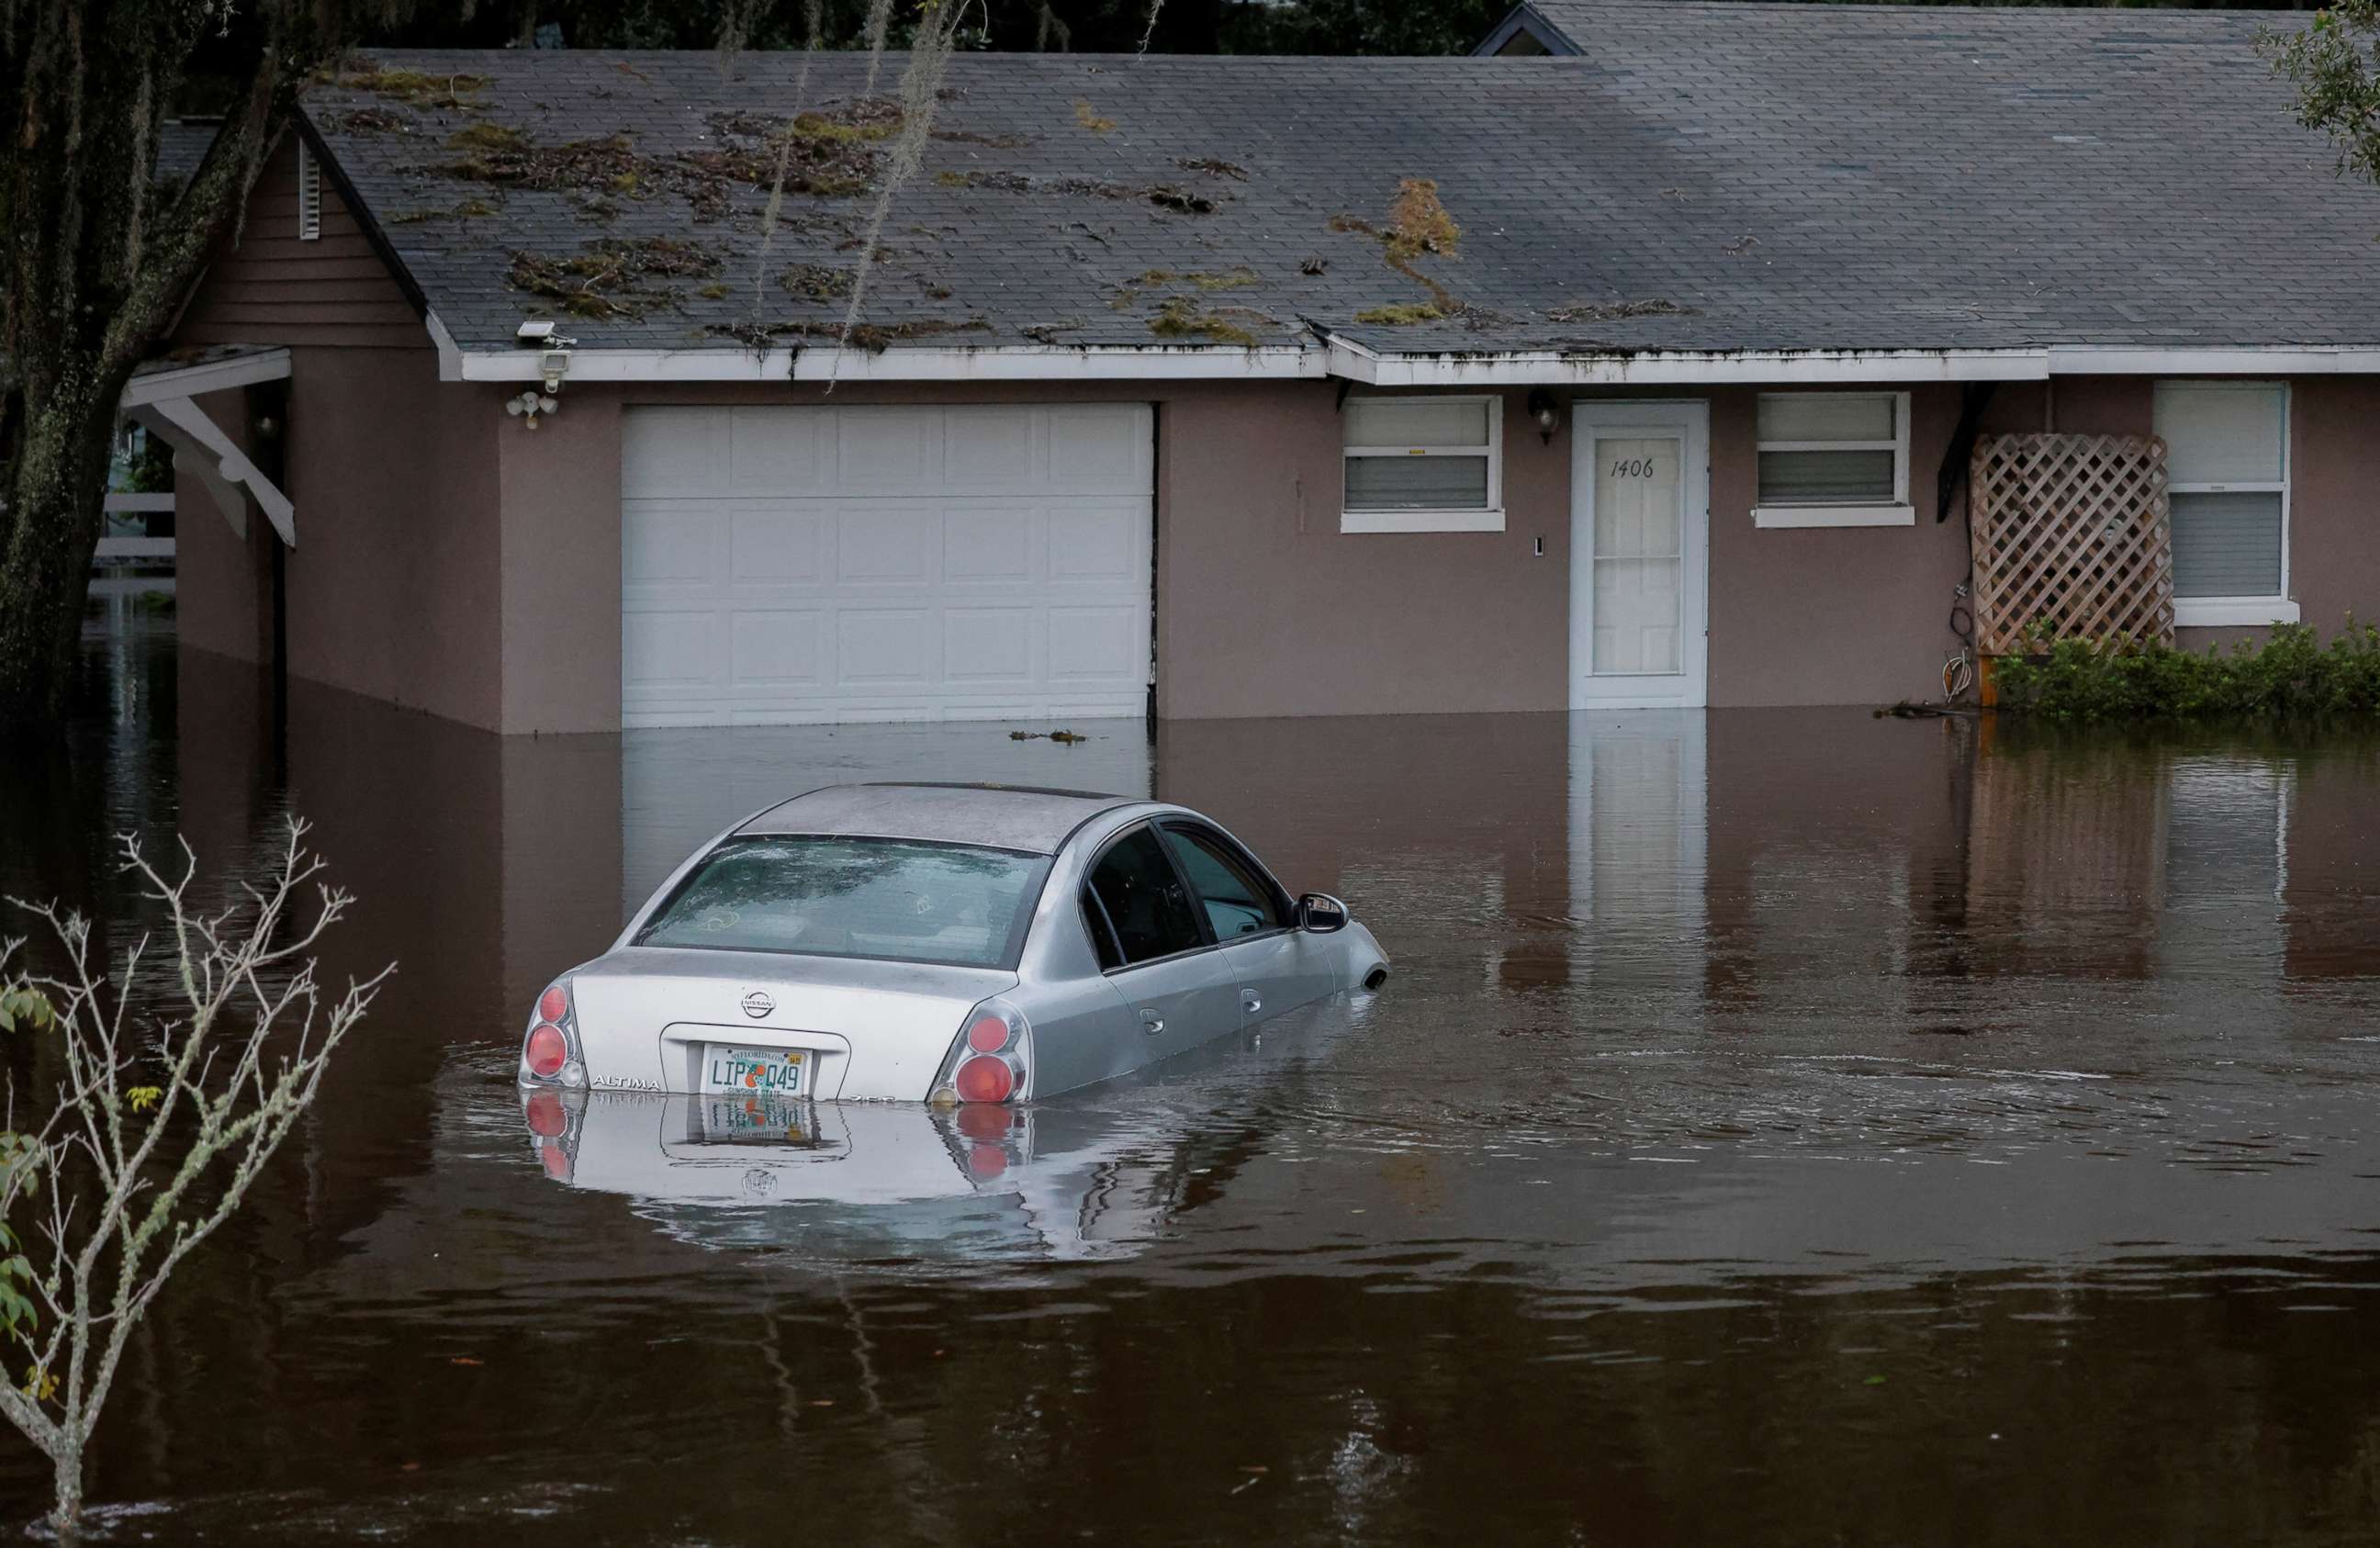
[741,990,774,1019]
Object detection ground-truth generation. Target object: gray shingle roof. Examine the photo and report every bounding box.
[304,22,2380,359]
[156,121,219,185]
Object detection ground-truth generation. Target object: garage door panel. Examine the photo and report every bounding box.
[940,408,1038,488]
[727,407,826,491]
[836,503,936,585]
[623,409,728,497]
[1047,605,1144,684]
[836,609,938,686]
[624,611,727,690]
[1048,500,1143,585]
[730,611,826,686]
[1047,407,1150,491]
[624,404,1150,727]
[943,608,1036,683]
[836,409,938,488]
[726,500,824,585]
[623,501,719,587]
[943,502,1036,586]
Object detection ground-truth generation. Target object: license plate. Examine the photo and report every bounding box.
[702,1045,804,1096]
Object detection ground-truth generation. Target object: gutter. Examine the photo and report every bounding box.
[450,342,1327,384]
[436,338,2380,387]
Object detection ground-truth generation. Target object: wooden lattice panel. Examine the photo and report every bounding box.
[1969,433,2173,655]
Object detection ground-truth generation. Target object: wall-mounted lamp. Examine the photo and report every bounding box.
[506,390,559,429]
[1526,388,1562,444]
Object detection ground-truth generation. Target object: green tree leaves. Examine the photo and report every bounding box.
[2266,0,2380,191]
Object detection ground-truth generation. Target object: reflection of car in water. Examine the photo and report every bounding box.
[521,1086,1242,1261]
[518,783,1390,1106]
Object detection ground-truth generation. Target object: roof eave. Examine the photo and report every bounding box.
[441,340,2380,387]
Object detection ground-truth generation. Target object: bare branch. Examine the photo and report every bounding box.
[0,818,387,1531]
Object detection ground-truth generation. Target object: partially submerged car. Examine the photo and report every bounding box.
[519,783,1388,1105]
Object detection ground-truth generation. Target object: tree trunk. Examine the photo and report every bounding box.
[1,0,297,724]
[0,380,118,720]
[49,1437,84,1536]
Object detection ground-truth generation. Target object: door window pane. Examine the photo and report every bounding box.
[2171,490,2284,598]
[1162,825,1288,939]
[1344,454,1490,510]
[1086,828,1205,965]
[1757,449,1896,505]
[1593,437,1683,676]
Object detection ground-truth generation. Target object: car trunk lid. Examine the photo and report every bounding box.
[571,948,1017,1100]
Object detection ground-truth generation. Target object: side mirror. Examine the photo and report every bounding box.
[1297,892,1349,934]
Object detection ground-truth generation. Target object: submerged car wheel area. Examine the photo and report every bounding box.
[518,783,1389,1108]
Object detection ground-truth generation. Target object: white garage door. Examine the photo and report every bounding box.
[621,404,1153,727]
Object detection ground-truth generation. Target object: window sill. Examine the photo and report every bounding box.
[2174,598,2299,629]
[1752,503,1914,529]
[1340,508,1506,534]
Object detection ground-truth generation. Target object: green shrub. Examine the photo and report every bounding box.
[1994,621,2380,722]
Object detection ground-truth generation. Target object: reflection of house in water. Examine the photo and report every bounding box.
[1965,734,2174,980]
[1566,713,1707,1003]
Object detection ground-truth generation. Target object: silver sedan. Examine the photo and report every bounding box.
[518,783,1390,1105]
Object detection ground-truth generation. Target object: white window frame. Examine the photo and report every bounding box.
[1750,390,1914,528]
[2155,380,2297,628]
[1340,394,1504,533]
[297,141,322,242]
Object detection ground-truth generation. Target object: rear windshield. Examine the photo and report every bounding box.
[637,836,1047,969]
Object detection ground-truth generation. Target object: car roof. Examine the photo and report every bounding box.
[735,783,1147,856]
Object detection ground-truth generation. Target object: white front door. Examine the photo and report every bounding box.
[1569,401,1710,709]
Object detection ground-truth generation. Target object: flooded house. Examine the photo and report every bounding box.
[134,4,2380,734]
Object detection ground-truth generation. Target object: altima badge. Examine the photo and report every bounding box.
[741,990,774,1019]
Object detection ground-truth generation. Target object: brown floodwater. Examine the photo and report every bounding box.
[6,627,2380,1543]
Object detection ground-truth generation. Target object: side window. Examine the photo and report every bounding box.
[1085,827,1205,967]
[1162,824,1289,939]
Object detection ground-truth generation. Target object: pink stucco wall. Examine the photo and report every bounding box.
[178,360,2380,733]
[2286,377,2380,638]
[173,347,505,727]
[1154,385,1567,719]
[1703,383,1965,709]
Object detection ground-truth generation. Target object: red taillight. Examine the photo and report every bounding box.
[966,1014,1011,1054]
[953,1054,1016,1104]
[524,1088,567,1137]
[967,1142,1008,1180]
[538,983,569,1023]
[525,1023,567,1078]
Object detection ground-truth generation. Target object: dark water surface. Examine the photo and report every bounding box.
[6,630,2380,1543]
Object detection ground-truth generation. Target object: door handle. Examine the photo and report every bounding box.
[1139,1008,1164,1036]
[1241,990,1263,1015]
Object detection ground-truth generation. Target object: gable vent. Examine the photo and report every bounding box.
[297,141,321,241]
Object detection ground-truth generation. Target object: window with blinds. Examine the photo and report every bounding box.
[1752,391,1913,528]
[1341,396,1504,533]
[2153,382,2288,613]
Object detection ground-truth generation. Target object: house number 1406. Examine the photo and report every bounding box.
[1610,457,1661,478]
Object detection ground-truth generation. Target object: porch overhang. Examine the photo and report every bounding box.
[119,345,295,547]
